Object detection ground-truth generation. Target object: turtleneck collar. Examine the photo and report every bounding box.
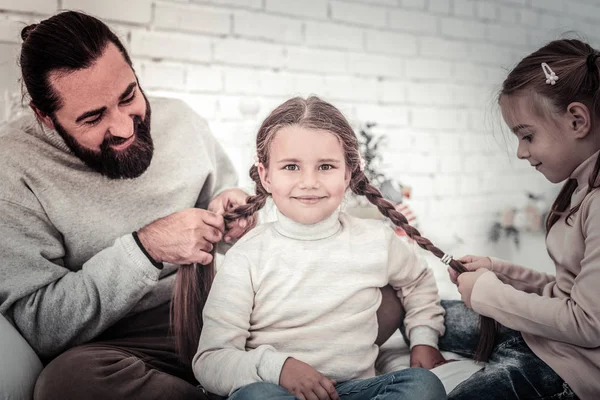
[570,150,600,190]
[274,208,342,241]
[18,112,71,153]
[40,122,71,153]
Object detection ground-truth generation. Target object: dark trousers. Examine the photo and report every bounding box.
[34,302,210,400]
[32,286,405,400]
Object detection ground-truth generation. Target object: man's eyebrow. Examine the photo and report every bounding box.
[75,106,106,123]
[119,82,137,101]
[75,82,137,123]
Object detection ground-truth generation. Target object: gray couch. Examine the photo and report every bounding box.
[0,314,42,400]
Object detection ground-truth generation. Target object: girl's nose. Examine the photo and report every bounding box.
[516,142,530,159]
[299,170,319,188]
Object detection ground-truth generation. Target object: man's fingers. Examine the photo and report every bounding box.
[208,199,225,215]
[200,210,225,233]
[198,241,214,253]
[202,226,223,244]
[193,250,213,266]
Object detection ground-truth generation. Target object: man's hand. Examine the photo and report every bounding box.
[448,254,492,284]
[208,189,256,243]
[410,345,453,369]
[456,268,489,309]
[280,358,339,400]
[137,208,224,265]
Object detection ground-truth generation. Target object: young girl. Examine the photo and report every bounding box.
[441,38,600,399]
[185,96,457,400]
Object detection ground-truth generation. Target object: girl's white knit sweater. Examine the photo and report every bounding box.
[194,209,444,396]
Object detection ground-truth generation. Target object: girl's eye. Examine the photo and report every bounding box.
[319,164,334,170]
[283,164,299,171]
[522,135,533,142]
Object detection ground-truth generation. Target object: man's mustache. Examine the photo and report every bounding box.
[101,116,144,148]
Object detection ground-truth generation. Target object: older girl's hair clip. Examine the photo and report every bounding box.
[441,253,453,265]
[541,62,558,85]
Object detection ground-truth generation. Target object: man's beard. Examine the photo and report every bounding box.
[53,97,154,180]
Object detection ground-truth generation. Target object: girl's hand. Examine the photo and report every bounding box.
[456,268,489,309]
[410,345,453,369]
[280,358,339,400]
[448,254,492,284]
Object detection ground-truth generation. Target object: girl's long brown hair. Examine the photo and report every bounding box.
[172,96,497,363]
[500,39,600,233]
[170,263,214,365]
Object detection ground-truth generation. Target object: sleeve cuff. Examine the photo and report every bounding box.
[489,257,516,273]
[256,350,290,385]
[408,326,439,349]
[470,271,501,315]
[132,232,163,270]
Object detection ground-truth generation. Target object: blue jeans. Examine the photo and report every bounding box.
[434,300,578,400]
[228,368,446,400]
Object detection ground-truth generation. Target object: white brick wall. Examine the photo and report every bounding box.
[265,0,328,20]
[63,0,153,24]
[154,3,231,35]
[234,10,303,44]
[1,0,597,262]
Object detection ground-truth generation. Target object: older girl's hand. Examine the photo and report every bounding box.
[456,269,489,309]
[448,255,492,284]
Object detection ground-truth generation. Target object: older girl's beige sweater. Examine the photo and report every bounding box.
[472,151,600,400]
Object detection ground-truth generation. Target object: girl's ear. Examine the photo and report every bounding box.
[29,103,55,130]
[567,102,591,139]
[257,163,271,193]
[344,167,352,189]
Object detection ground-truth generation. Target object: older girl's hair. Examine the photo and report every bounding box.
[500,39,600,231]
[172,96,497,363]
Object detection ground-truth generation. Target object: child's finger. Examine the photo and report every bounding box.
[457,254,474,263]
[448,267,459,284]
[320,378,338,400]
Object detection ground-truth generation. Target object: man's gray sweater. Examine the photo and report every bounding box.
[0,97,237,359]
